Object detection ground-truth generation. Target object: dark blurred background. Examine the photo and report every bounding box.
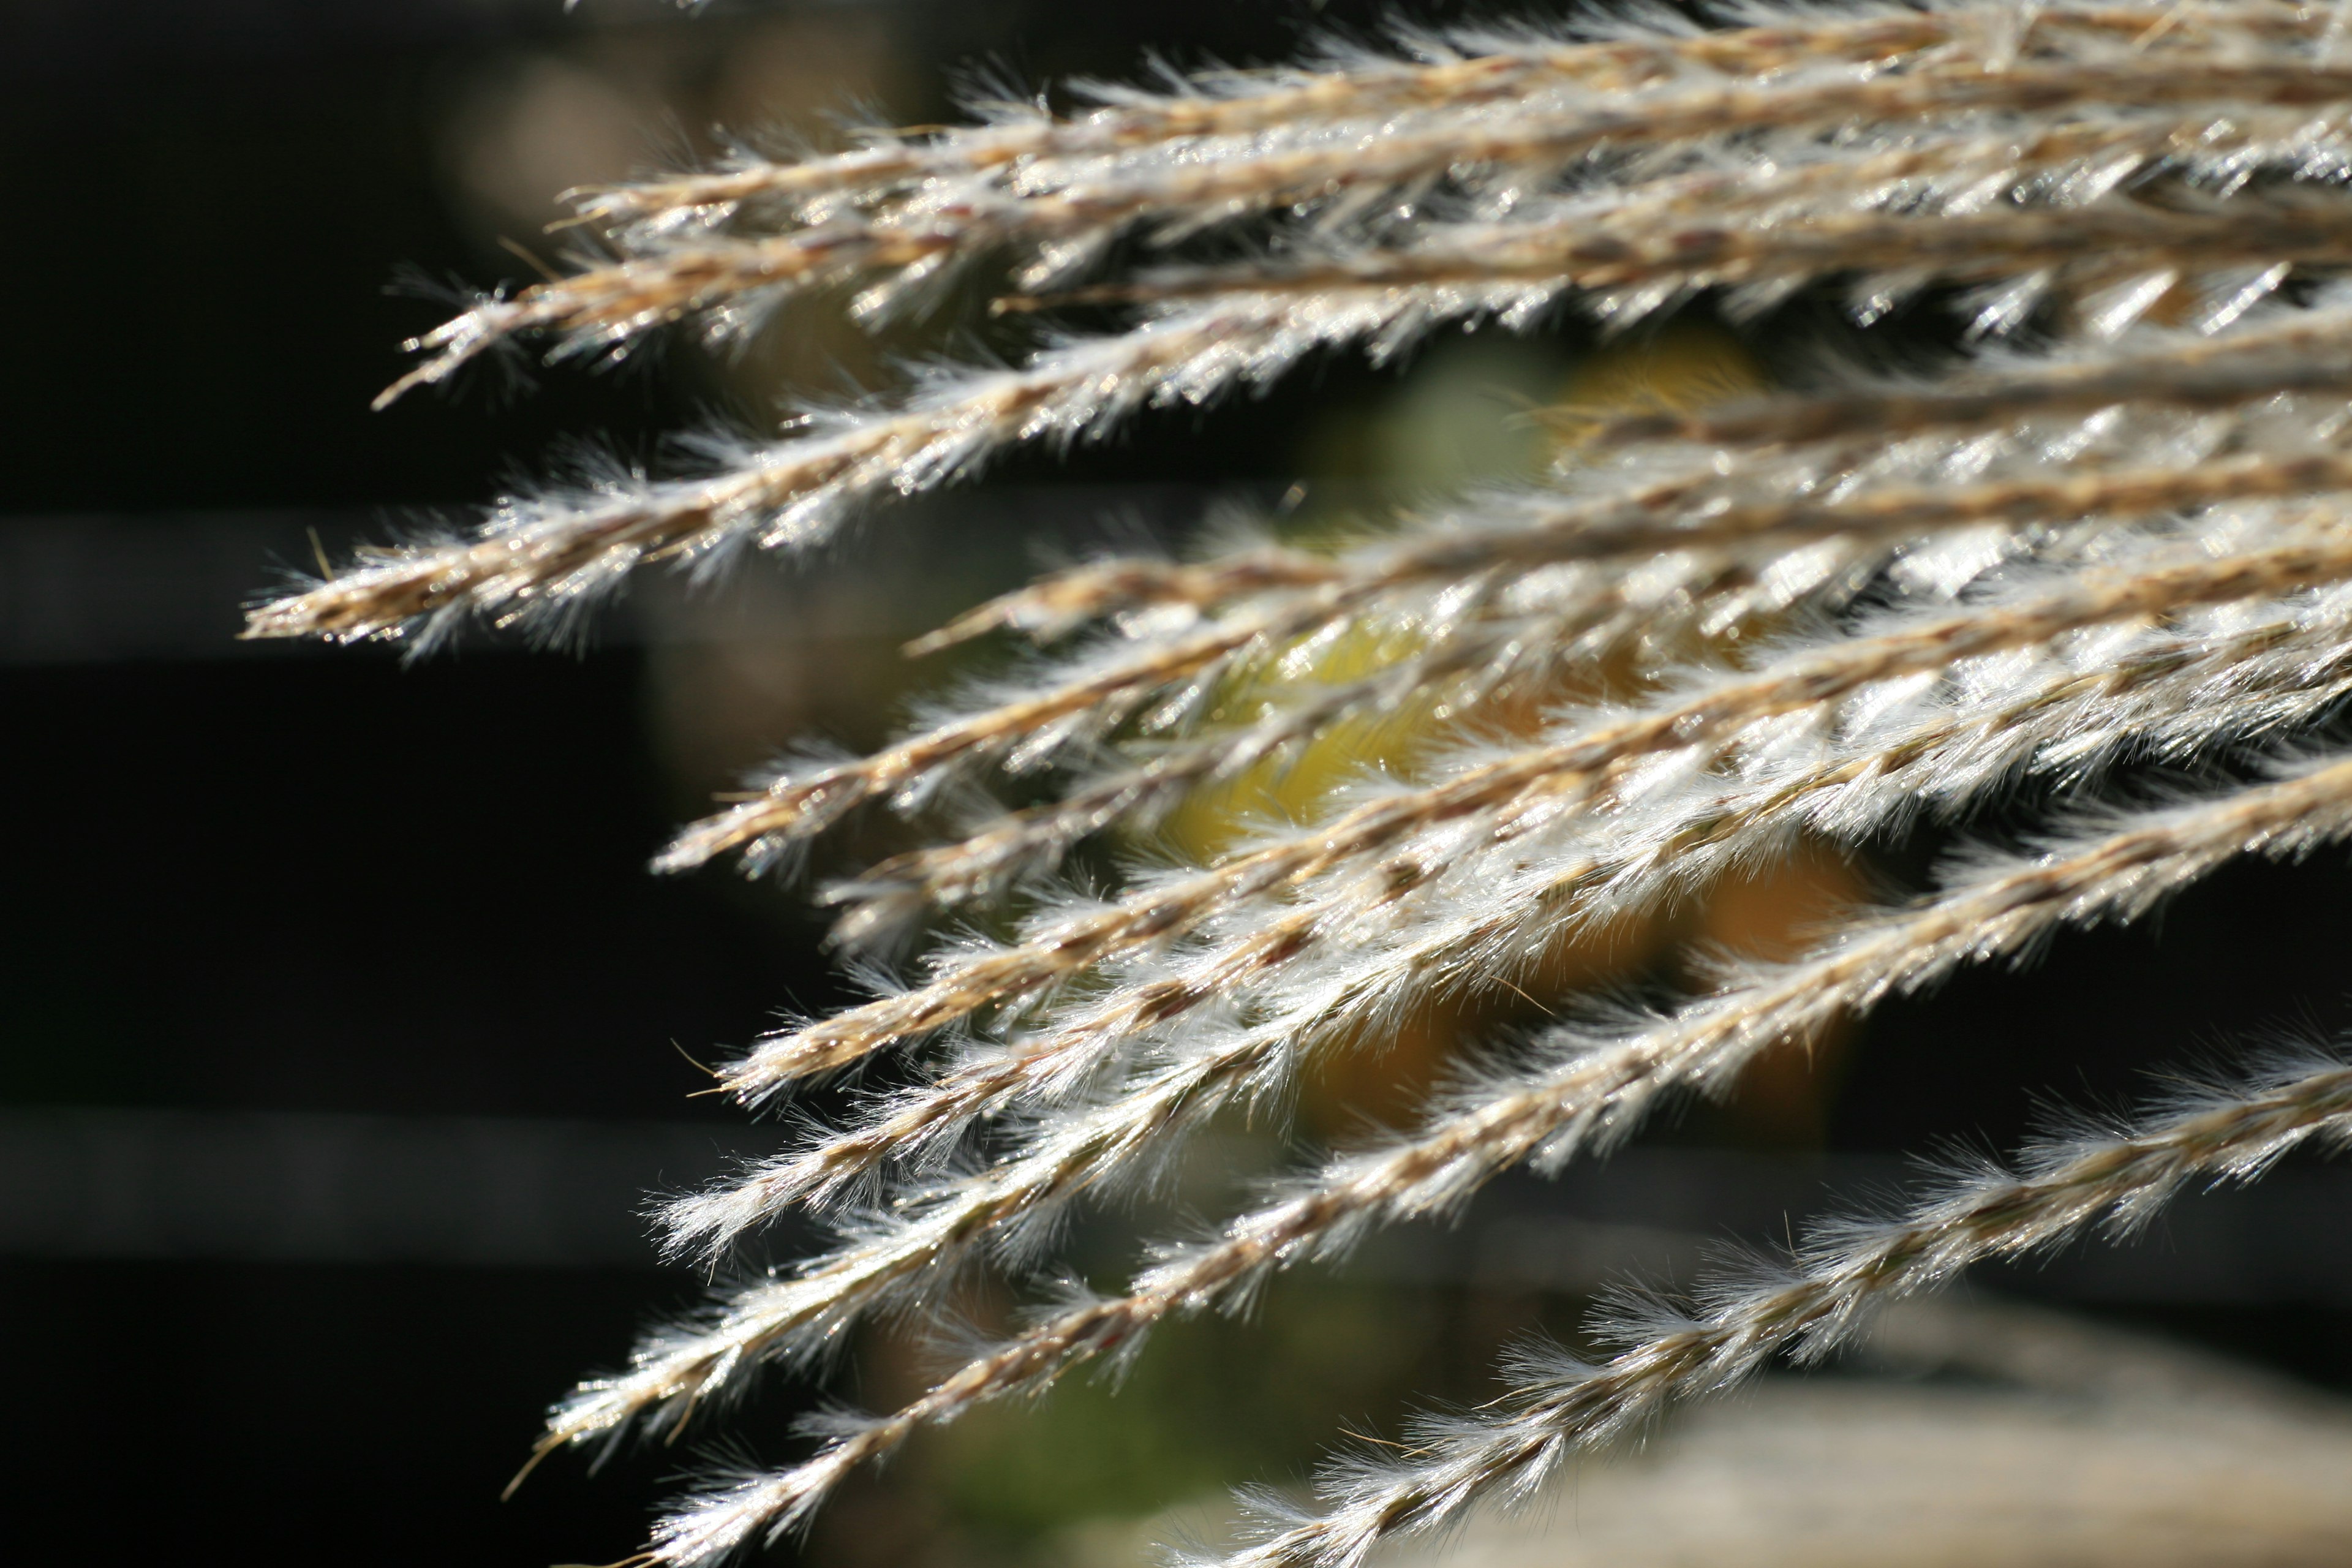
[7,2,2352,1564]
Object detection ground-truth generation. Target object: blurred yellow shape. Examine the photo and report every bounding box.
[1537,318,1771,452]
[1153,619,1439,865]
[1158,320,1770,864]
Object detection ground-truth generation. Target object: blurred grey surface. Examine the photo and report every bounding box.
[7,1104,2350,1292]
[0,1106,764,1266]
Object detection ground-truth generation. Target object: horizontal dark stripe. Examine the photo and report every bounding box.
[6,1106,2345,1297]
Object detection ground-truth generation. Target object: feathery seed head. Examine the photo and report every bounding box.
[266,2,2352,1561]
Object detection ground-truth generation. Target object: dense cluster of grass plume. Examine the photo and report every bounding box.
[252,2,2352,1562]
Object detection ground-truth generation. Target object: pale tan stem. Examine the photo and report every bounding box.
[1062,201,2352,309]
[922,447,2352,639]
[560,10,2000,222]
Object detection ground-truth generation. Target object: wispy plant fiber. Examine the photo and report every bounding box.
[254,2,2352,1563]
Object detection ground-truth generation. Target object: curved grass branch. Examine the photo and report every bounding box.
[559,11,1980,225]
[1039,200,2352,316]
[1215,1046,2352,1568]
[250,294,1458,644]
